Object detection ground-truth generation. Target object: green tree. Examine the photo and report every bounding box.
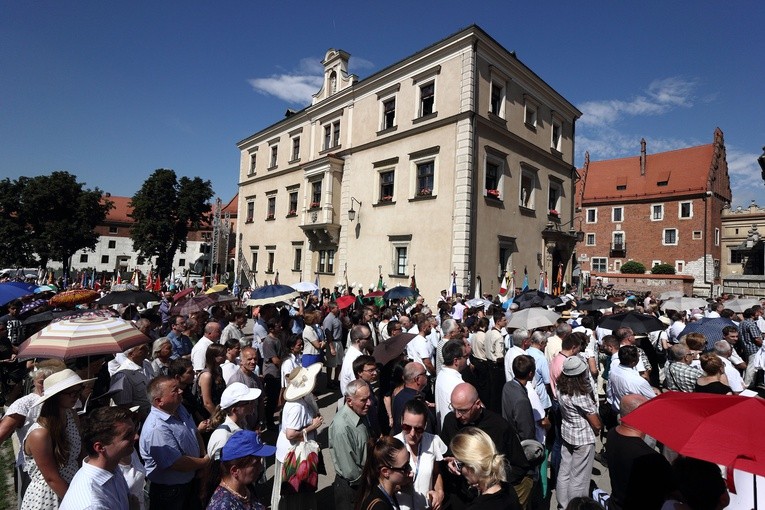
[129,169,212,280]
[651,263,676,275]
[620,260,646,274]
[0,178,33,266]
[15,172,112,276]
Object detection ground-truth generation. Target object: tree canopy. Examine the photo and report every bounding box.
[129,169,213,280]
[0,172,112,273]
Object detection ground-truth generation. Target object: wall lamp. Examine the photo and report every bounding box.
[348,197,363,222]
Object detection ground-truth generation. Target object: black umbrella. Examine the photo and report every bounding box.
[515,290,561,310]
[599,311,666,335]
[383,286,416,301]
[96,289,159,305]
[373,333,416,365]
[577,298,617,311]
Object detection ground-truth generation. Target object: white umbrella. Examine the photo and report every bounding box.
[724,298,761,313]
[466,298,492,310]
[291,281,319,293]
[660,297,709,311]
[659,291,684,301]
[507,308,561,330]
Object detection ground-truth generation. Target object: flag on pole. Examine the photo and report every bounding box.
[410,267,418,292]
[449,271,457,297]
[273,271,279,285]
[154,271,162,292]
[146,268,153,291]
[313,273,320,299]
[499,272,508,296]
[502,270,517,310]
[131,270,140,287]
[555,262,563,296]
[522,267,529,292]
[116,270,122,284]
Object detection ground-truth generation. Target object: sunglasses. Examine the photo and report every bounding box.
[401,423,425,434]
[386,462,413,474]
[453,459,465,471]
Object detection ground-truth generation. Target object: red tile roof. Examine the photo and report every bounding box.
[101,194,237,224]
[578,144,717,204]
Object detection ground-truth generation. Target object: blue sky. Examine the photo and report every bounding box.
[1,1,763,209]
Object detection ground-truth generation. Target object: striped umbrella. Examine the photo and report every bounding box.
[17,316,149,360]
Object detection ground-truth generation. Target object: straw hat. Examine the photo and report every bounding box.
[284,363,322,402]
[34,369,95,406]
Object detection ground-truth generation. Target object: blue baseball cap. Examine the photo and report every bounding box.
[220,430,276,461]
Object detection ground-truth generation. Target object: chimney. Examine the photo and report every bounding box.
[640,138,646,176]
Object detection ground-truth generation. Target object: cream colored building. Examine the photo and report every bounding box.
[235,25,581,301]
[721,201,765,277]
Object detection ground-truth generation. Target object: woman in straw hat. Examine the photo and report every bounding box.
[271,363,324,510]
[21,369,95,510]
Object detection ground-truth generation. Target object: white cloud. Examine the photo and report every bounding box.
[578,76,697,127]
[349,56,375,70]
[576,127,695,162]
[727,147,764,208]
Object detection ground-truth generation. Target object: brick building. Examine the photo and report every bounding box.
[575,128,731,297]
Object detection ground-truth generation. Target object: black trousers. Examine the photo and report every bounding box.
[263,373,280,427]
[149,481,197,510]
[332,477,359,510]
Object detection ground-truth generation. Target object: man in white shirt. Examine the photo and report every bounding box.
[190,322,221,372]
[110,343,155,419]
[220,310,247,345]
[607,346,656,413]
[713,340,744,393]
[60,406,136,510]
[504,328,529,383]
[434,339,466,428]
[451,296,466,322]
[406,316,436,376]
[339,325,372,396]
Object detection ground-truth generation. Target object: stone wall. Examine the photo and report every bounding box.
[592,273,695,296]
[722,275,765,298]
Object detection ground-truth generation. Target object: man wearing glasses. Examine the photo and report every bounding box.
[352,354,381,437]
[440,383,531,510]
[663,343,702,392]
[391,362,435,435]
[167,315,193,360]
[434,339,466,429]
[340,325,372,396]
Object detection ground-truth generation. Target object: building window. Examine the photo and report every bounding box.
[324,121,341,150]
[692,231,702,240]
[651,204,664,221]
[490,81,504,116]
[551,118,562,151]
[179,258,185,267]
[267,252,275,273]
[180,245,185,253]
[109,226,118,234]
[663,228,678,245]
[519,169,536,210]
[269,145,278,168]
[249,152,257,175]
[548,180,562,214]
[108,240,116,249]
[612,207,623,222]
[591,257,607,272]
[317,249,335,273]
[652,260,662,268]
[675,260,685,273]
[310,181,322,208]
[79,254,88,263]
[251,252,258,273]
[715,228,720,246]
[485,161,502,199]
[731,249,744,264]
[267,197,276,220]
[101,255,109,264]
[382,98,396,130]
[613,232,625,248]
[293,248,302,272]
[524,100,537,128]
[379,171,395,202]
[291,137,300,161]
[395,246,408,276]
[288,192,298,216]
[416,161,434,196]
[419,82,435,117]
[586,233,596,246]
[586,208,597,223]
[246,201,254,223]
[613,260,622,272]
[679,201,693,219]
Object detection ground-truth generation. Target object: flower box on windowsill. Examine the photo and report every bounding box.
[486,189,501,199]
[286,210,297,217]
[380,196,393,202]
[548,209,559,217]
[309,202,321,210]
[265,214,275,221]
[418,188,432,197]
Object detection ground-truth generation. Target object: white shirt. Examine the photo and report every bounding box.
[393,432,448,510]
[275,396,318,462]
[6,392,41,466]
[59,458,130,510]
[340,345,364,396]
[281,353,300,388]
[207,416,242,459]
[117,451,146,510]
[504,345,526,383]
[719,355,744,393]
[607,362,654,412]
[434,366,463,427]
[221,359,239,385]
[407,335,435,372]
[190,336,213,372]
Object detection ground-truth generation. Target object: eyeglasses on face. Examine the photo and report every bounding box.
[449,400,477,416]
[454,459,465,471]
[386,462,413,474]
[401,423,425,434]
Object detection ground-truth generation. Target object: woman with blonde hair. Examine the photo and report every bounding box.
[449,427,521,510]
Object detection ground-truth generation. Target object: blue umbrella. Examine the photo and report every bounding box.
[0,283,33,306]
[3,281,39,293]
[245,284,300,306]
[383,285,416,301]
[679,317,738,351]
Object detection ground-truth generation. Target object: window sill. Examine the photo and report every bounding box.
[408,194,436,202]
[264,271,274,275]
[550,147,563,158]
[286,213,298,218]
[265,217,275,221]
[412,112,438,124]
[525,122,537,131]
[316,271,335,276]
[245,219,254,224]
[308,207,321,212]
[319,145,341,155]
[388,274,409,279]
[288,158,301,165]
[548,214,561,221]
[374,200,396,207]
[247,172,256,177]
[488,112,506,127]
[291,269,302,273]
[376,126,398,136]
[484,196,504,207]
[267,165,277,171]
[519,206,536,217]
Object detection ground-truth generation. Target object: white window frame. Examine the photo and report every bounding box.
[245,199,255,223]
[287,191,298,216]
[417,80,436,117]
[612,206,624,223]
[380,95,397,130]
[551,117,562,151]
[490,79,506,117]
[519,166,537,210]
[692,231,702,240]
[548,179,563,214]
[409,149,439,198]
[248,150,257,176]
[651,203,664,221]
[322,118,341,151]
[392,243,409,276]
[483,153,505,200]
[269,145,278,169]
[591,257,608,272]
[266,195,276,220]
[679,201,693,219]
[612,231,625,248]
[652,260,662,268]
[585,208,597,224]
[715,228,720,246]
[586,233,596,246]
[524,96,538,128]
[613,260,622,272]
[292,244,303,272]
[663,228,678,246]
[675,260,685,273]
[290,136,300,162]
[377,168,396,203]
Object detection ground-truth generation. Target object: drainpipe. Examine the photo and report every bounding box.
[704,191,712,297]
[467,39,479,297]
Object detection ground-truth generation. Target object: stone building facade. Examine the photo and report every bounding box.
[235,25,581,301]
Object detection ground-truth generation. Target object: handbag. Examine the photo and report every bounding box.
[280,430,320,495]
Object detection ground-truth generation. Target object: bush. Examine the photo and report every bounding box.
[651,263,676,274]
[620,261,646,274]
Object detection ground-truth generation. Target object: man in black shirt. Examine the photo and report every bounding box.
[391,361,435,435]
[440,383,532,510]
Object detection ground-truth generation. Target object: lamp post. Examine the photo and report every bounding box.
[348,197,362,222]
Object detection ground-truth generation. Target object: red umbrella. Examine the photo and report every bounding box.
[621,392,765,477]
[173,288,195,301]
[335,295,356,310]
[364,290,385,298]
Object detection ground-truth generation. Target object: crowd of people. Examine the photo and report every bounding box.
[1,282,763,510]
